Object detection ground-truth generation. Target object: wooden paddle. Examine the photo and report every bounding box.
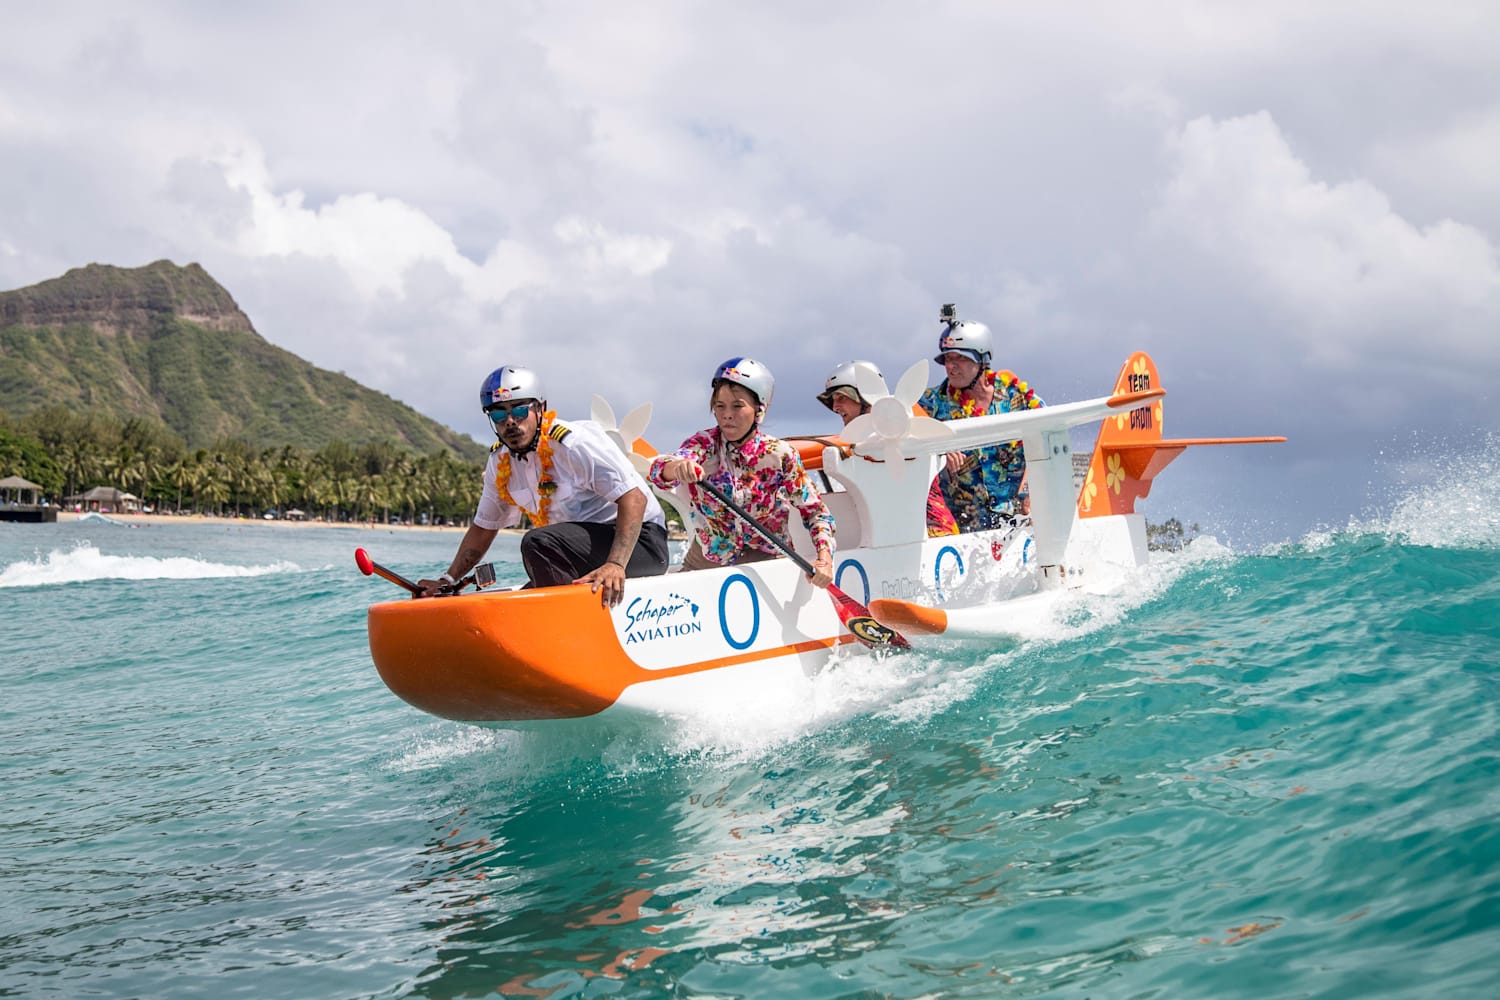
[695,480,910,650]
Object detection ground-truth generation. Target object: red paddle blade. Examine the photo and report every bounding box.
[829,585,911,650]
[353,548,422,596]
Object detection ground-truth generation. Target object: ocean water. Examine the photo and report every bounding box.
[3,469,1498,999]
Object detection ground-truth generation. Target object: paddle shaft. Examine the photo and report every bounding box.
[354,547,422,596]
[694,481,817,577]
[695,480,910,650]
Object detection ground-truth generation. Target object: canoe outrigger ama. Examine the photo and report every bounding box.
[363,352,1283,728]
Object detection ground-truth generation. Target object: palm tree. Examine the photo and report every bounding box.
[163,458,200,513]
[199,476,230,516]
[56,441,89,501]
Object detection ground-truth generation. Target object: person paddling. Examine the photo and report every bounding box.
[649,357,835,586]
[418,364,669,607]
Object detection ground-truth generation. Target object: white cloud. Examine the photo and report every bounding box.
[552,216,673,282]
[1369,107,1500,233]
[2,1,1498,541]
[1154,111,1499,371]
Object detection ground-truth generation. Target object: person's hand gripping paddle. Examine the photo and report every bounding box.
[696,481,910,651]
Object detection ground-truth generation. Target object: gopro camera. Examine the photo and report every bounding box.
[473,563,496,589]
[940,303,957,325]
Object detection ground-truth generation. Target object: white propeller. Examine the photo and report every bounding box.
[590,394,696,530]
[591,395,654,456]
[841,360,954,473]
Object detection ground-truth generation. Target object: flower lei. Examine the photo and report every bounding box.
[494,410,559,526]
[950,370,1040,417]
[947,371,1040,449]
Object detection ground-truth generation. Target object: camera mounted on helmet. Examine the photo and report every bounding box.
[933,303,993,368]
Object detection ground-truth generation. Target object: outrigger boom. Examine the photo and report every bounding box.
[363,351,1284,727]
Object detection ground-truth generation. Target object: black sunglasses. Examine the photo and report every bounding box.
[485,400,535,424]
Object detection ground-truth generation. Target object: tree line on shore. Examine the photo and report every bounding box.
[0,406,485,524]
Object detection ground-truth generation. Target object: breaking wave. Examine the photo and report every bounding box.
[0,542,300,588]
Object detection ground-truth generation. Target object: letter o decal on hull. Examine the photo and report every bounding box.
[835,559,870,605]
[718,573,760,650]
[934,544,964,601]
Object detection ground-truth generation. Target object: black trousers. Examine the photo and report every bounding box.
[519,520,670,589]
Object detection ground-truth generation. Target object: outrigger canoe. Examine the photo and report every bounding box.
[363,352,1283,728]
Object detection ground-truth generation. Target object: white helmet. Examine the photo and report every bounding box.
[479,365,546,410]
[712,357,774,408]
[934,320,993,367]
[817,360,881,411]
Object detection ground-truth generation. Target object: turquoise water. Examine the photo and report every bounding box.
[3,480,1499,998]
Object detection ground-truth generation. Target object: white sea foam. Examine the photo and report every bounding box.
[1384,447,1498,550]
[380,535,1245,770]
[386,725,521,773]
[636,542,1235,757]
[0,543,300,587]
[1293,436,1500,552]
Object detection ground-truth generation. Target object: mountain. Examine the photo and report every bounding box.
[0,261,484,459]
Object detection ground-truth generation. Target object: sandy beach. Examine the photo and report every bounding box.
[55,510,474,532]
[53,510,684,539]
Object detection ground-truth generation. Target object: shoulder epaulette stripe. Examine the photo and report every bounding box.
[548,422,571,442]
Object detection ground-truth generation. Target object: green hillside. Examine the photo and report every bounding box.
[0,261,484,460]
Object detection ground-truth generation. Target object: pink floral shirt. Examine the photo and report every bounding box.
[649,427,836,566]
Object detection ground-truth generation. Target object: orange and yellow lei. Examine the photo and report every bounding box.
[952,370,1040,418]
[493,410,559,526]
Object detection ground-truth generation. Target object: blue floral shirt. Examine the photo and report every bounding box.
[918,370,1043,531]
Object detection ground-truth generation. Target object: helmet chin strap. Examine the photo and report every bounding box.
[502,404,544,457]
[506,428,540,457]
[728,418,759,447]
[954,362,988,393]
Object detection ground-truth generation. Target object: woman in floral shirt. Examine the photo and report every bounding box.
[650,358,835,587]
[918,314,1043,532]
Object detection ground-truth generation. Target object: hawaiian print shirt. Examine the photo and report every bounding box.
[649,427,835,566]
[925,479,959,536]
[918,369,1043,532]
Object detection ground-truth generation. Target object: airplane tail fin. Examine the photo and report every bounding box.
[1077,352,1285,518]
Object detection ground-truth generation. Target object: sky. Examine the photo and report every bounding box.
[2,1,1496,545]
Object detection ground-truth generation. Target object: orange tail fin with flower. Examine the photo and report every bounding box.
[1077,352,1285,518]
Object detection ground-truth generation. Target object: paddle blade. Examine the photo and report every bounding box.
[829,584,911,649]
[868,597,948,636]
[354,548,422,596]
